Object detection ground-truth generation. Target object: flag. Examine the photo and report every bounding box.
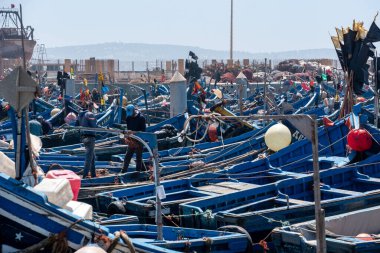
[301,82,310,91]
[351,42,375,72]
[350,42,375,95]
[331,36,341,49]
[343,28,357,62]
[192,81,205,95]
[335,27,344,42]
[365,21,380,43]
[98,72,104,82]
[348,39,363,71]
[375,57,380,91]
[101,84,109,94]
[353,21,367,40]
[353,64,370,95]
[330,36,345,69]
[323,117,334,127]
[345,118,352,130]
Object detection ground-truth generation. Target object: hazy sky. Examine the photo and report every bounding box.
[1,0,380,52]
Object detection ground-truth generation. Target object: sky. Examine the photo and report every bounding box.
[1,0,380,53]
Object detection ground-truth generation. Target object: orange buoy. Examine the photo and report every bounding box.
[208,124,218,142]
[356,97,366,103]
[356,233,374,241]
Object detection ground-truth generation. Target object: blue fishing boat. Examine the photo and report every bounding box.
[179,152,380,237]
[94,113,372,221]
[0,172,177,252]
[0,170,255,253]
[106,224,251,253]
[272,204,380,253]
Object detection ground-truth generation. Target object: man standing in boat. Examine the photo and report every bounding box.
[77,102,97,178]
[121,104,146,173]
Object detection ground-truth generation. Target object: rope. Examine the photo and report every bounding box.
[162,148,264,180]
[120,231,136,253]
[20,219,84,253]
[106,232,121,253]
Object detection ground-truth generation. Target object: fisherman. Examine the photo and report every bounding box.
[121,104,146,173]
[77,102,97,178]
[213,69,221,88]
[92,88,101,104]
[36,115,52,135]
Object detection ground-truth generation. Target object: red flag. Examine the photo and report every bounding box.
[345,117,352,130]
[301,82,310,91]
[192,81,206,95]
[323,117,334,127]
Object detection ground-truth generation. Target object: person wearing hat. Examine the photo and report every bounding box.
[36,115,52,135]
[77,102,97,178]
[121,104,146,173]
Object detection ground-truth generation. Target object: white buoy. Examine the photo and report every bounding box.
[65,112,77,124]
[50,108,60,117]
[264,123,292,151]
[74,245,106,253]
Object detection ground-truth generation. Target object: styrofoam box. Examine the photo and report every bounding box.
[64,200,93,220]
[0,151,15,178]
[34,178,73,207]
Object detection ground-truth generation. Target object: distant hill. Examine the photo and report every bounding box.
[45,42,337,61]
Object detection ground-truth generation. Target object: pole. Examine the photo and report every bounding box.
[229,0,233,61]
[19,5,26,69]
[147,61,150,83]
[20,4,37,179]
[375,51,379,127]
[239,81,243,115]
[311,116,326,253]
[15,112,22,179]
[142,89,150,126]
[153,146,163,241]
[264,58,267,116]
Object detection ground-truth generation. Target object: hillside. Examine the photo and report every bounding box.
[45,42,337,61]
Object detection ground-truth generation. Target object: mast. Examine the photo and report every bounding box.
[229,0,233,60]
[375,50,379,127]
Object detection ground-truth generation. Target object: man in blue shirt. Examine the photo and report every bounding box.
[77,103,97,178]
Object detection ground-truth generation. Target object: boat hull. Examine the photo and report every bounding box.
[0,39,36,60]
